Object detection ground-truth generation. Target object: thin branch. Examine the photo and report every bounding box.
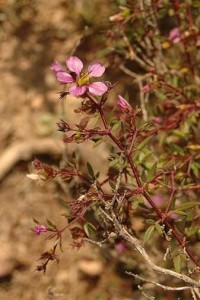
[108,153,124,209]
[126,272,193,291]
[138,80,148,121]
[119,64,152,81]
[138,285,155,300]
[84,238,106,248]
[100,208,200,288]
[94,93,200,268]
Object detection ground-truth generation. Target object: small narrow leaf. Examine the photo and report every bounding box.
[109,158,119,167]
[138,136,152,150]
[111,122,121,131]
[77,116,90,130]
[109,180,116,190]
[46,219,57,229]
[83,223,96,238]
[173,254,182,273]
[172,210,187,216]
[145,219,155,225]
[93,138,103,148]
[144,225,155,244]
[155,222,163,235]
[147,162,157,182]
[87,162,95,178]
[185,226,198,237]
[33,218,40,224]
[191,162,199,177]
[176,202,200,211]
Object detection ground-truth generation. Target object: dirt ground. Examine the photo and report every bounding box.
[0,1,138,299]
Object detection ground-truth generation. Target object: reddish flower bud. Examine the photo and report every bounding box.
[117,95,132,111]
[169,28,181,44]
[34,225,48,236]
[145,195,164,208]
[141,84,151,93]
[152,117,163,124]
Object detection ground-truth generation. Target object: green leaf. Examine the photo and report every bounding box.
[137,136,152,150]
[109,158,119,167]
[173,254,182,273]
[109,180,116,190]
[87,162,95,178]
[97,46,115,56]
[192,1,200,7]
[173,130,187,140]
[172,210,187,216]
[147,162,157,182]
[46,219,57,229]
[130,196,144,209]
[185,226,198,237]
[173,144,185,156]
[138,149,152,164]
[155,222,163,236]
[33,218,40,224]
[144,225,155,244]
[175,202,200,211]
[186,208,194,221]
[93,138,103,148]
[83,223,96,238]
[95,171,100,179]
[191,162,199,177]
[145,219,155,225]
[111,121,121,131]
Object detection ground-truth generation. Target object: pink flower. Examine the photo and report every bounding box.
[109,13,124,22]
[116,242,126,254]
[117,95,132,111]
[169,28,181,44]
[145,195,164,208]
[141,84,151,93]
[50,60,65,73]
[51,56,108,97]
[34,225,48,236]
[152,117,163,124]
[168,212,180,220]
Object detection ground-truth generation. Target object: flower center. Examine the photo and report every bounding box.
[77,73,91,86]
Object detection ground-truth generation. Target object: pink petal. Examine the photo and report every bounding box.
[56,72,74,83]
[88,62,105,77]
[88,82,108,96]
[117,95,131,109]
[50,60,65,73]
[141,84,151,93]
[34,225,48,235]
[66,56,83,75]
[169,28,181,43]
[145,195,164,208]
[173,37,181,44]
[169,212,179,220]
[69,85,87,96]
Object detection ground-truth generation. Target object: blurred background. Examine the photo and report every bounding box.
[0,1,137,299]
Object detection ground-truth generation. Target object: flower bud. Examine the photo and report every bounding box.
[34,225,48,235]
[168,28,181,44]
[117,95,132,111]
[141,84,151,93]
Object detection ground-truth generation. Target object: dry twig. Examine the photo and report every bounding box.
[0,139,64,182]
[100,208,200,289]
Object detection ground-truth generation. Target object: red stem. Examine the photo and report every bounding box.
[95,98,200,267]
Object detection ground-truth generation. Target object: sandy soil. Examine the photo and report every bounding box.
[0,1,136,299]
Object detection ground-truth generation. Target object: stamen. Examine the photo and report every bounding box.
[77,73,91,86]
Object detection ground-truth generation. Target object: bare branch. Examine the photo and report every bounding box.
[126,272,193,291]
[100,208,200,288]
[84,237,106,248]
